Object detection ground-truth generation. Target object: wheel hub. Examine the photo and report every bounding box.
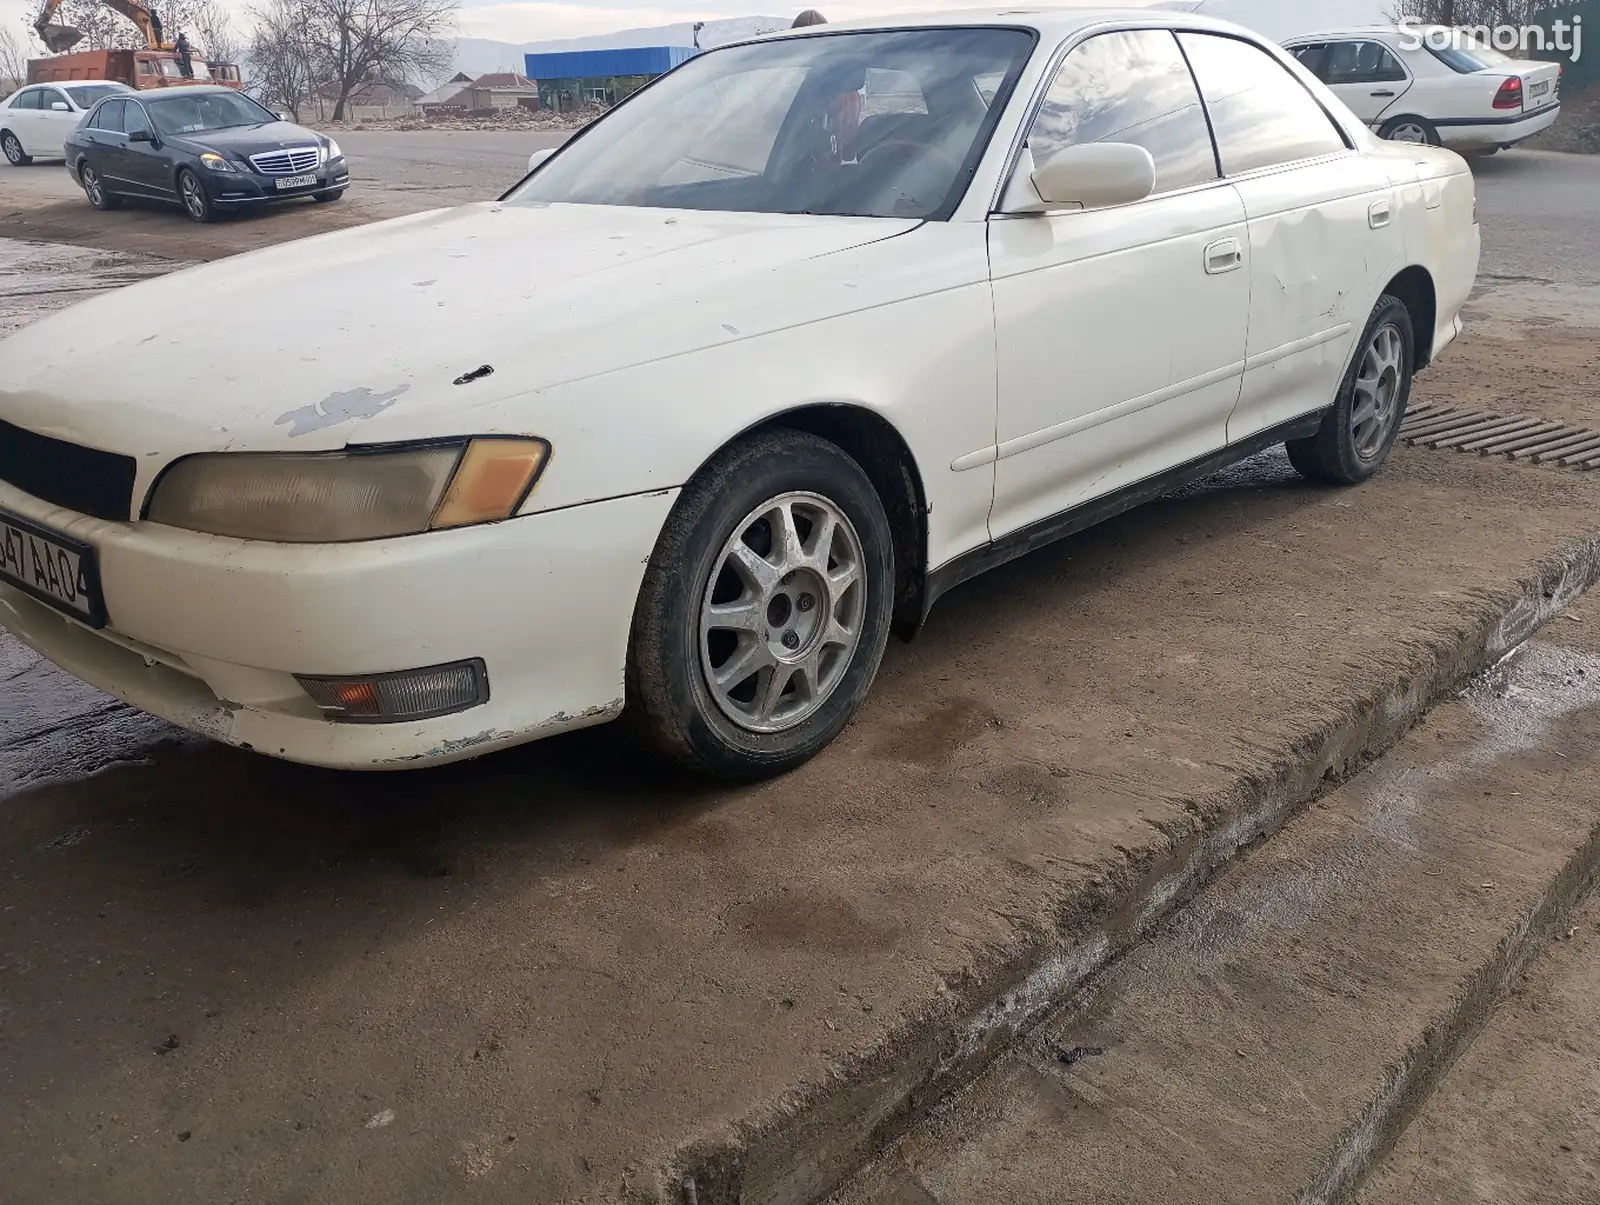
[699,491,866,735]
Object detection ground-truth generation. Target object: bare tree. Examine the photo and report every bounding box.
[247,0,318,119]
[298,0,457,120]
[189,0,241,66]
[1391,0,1542,24]
[0,26,27,91]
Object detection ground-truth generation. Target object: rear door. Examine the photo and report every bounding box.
[1178,31,1403,443]
[5,88,43,154]
[1303,39,1413,125]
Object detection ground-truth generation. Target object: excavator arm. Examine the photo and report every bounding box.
[33,0,168,55]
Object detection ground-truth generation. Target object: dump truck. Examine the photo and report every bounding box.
[28,0,242,89]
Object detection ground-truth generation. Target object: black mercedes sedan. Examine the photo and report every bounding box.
[65,86,349,223]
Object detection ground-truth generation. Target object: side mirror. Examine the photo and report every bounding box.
[51,101,71,112]
[527,146,555,173]
[276,110,292,122]
[128,128,154,143]
[1002,142,1157,213]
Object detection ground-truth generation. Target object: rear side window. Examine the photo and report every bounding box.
[1028,28,1218,194]
[1178,33,1347,175]
[10,90,41,110]
[92,99,126,132]
[1321,40,1408,85]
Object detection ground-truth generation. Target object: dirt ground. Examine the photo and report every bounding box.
[4,150,1600,1204]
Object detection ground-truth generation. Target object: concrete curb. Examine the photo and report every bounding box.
[666,534,1600,1205]
[1298,769,1600,1205]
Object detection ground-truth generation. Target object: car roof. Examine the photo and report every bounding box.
[1282,26,1432,43]
[756,5,1262,40]
[129,85,241,99]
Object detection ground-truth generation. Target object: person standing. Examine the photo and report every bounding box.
[792,10,826,27]
[174,30,193,79]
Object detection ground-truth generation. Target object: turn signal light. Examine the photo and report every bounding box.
[296,659,489,723]
[431,437,551,530]
[1492,77,1523,110]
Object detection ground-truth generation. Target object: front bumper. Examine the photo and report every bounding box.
[204,157,350,205]
[0,477,676,768]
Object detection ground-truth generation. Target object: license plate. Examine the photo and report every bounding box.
[0,509,106,627]
[275,173,318,190]
[1531,80,1550,97]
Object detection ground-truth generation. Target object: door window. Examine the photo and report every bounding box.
[1177,33,1348,176]
[9,89,41,110]
[122,102,152,137]
[92,99,126,132]
[1319,41,1408,86]
[1028,29,1217,194]
[38,89,69,112]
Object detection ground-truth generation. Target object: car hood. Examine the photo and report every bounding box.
[0,202,918,463]
[165,120,321,155]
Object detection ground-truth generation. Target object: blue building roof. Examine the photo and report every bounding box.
[524,46,699,81]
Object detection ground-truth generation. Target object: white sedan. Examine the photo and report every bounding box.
[1284,25,1562,151]
[0,8,1478,776]
[1,80,132,166]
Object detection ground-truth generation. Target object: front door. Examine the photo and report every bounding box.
[33,88,78,158]
[987,28,1250,539]
[119,100,172,197]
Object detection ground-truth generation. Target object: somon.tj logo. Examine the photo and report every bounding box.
[1398,14,1583,62]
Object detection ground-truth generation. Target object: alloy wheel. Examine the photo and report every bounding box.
[82,166,103,206]
[180,173,206,219]
[1387,122,1429,143]
[1351,322,1404,461]
[2,134,22,165]
[698,491,867,734]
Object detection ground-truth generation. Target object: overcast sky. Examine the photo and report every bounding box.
[7,0,1387,61]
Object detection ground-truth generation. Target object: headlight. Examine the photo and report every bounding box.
[324,138,342,161]
[146,437,551,542]
[198,150,234,172]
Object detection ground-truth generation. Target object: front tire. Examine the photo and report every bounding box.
[1379,116,1440,146]
[177,168,215,222]
[626,429,895,779]
[80,163,121,211]
[313,188,345,203]
[2,131,30,166]
[1287,294,1415,486]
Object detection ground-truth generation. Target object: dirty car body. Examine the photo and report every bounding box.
[0,9,1479,772]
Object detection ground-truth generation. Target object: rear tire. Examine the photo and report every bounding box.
[625,429,895,779]
[1286,294,1415,486]
[80,163,121,211]
[177,168,215,222]
[2,131,30,166]
[1379,116,1440,146]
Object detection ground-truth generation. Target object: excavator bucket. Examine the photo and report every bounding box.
[39,23,86,52]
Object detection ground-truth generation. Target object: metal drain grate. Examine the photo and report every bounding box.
[1399,405,1600,469]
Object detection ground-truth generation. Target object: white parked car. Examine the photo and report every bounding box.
[0,9,1479,776]
[1283,25,1562,151]
[1,81,132,166]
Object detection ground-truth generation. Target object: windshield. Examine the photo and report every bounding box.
[1426,36,1516,73]
[507,28,1035,220]
[147,91,277,135]
[64,83,126,107]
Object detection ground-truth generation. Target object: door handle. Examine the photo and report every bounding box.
[1204,237,1243,274]
[1369,198,1392,229]
[1371,89,1396,97]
